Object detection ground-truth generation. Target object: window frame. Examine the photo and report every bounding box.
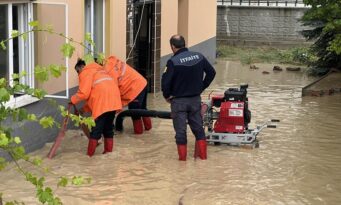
[2,1,71,108]
[85,0,105,55]
[1,2,38,108]
[32,1,69,100]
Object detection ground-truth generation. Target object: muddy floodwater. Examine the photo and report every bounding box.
[1,61,341,205]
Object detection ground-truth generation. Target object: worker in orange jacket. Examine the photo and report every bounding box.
[71,59,122,157]
[104,55,152,134]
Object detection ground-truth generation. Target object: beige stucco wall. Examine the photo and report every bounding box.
[177,0,189,45]
[160,0,178,57]
[109,0,126,60]
[161,0,216,57]
[187,0,216,47]
[33,0,84,94]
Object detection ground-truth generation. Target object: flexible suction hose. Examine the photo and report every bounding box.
[115,109,171,131]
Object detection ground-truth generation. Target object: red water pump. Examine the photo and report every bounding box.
[202,84,278,147]
[211,84,251,133]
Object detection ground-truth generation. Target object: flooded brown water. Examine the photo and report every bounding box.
[1,61,341,205]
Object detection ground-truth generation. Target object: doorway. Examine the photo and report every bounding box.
[129,1,153,92]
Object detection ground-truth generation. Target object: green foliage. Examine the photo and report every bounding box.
[39,116,55,128]
[96,53,106,65]
[83,53,95,64]
[0,21,94,204]
[60,43,75,58]
[0,41,6,50]
[217,45,317,65]
[85,32,94,46]
[35,65,50,82]
[28,20,39,28]
[301,0,341,74]
[0,88,11,102]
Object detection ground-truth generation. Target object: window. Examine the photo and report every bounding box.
[0,3,35,108]
[85,0,105,56]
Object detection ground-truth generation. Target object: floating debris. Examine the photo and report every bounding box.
[250,64,259,70]
[286,67,301,71]
[273,66,283,71]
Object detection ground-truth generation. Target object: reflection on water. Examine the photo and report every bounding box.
[1,61,341,205]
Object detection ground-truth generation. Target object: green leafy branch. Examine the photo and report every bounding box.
[0,21,97,204]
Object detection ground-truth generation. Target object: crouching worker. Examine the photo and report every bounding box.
[71,59,122,157]
[161,35,216,161]
[104,55,152,134]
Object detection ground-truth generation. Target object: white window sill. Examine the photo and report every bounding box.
[5,95,40,108]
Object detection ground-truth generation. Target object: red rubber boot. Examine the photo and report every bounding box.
[87,139,98,157]
[103,138,114,154]
[196,140,207,160]
[177,144,187,161]
[194,141,199,158]
[142,117,152,130]
[133,119,143,134]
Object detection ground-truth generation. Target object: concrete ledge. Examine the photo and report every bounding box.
[302,70,341,97]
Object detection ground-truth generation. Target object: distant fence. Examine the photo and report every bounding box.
[217,4,310,46]
[217,0,307,7]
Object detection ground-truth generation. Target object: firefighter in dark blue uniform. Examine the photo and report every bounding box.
[161,35,216,161]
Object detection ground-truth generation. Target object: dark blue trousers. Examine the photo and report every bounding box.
[170,96,205,145]
[128,87,148,120]
[90,111,116,140]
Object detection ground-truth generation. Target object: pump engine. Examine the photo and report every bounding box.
[202,85,278,147]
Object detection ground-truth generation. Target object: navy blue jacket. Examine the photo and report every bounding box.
[161,48,216,99]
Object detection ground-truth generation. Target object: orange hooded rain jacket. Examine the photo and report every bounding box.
[104,56,147,107]
[71,62,122,119]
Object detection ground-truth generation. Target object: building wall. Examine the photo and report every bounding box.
[217,6,309,46]
[160,0,217,74]
[186,0,216,48]
[109,0,126,60]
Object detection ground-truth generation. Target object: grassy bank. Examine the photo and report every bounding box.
[217,45,317,65]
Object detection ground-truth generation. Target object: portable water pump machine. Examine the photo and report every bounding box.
[202,84,279,148]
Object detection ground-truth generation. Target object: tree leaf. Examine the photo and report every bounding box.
[39,116,55,128]
[0,41,6,50]
[22,32,28,41]
[83,53,94,64]
[49,64,62,78]
[71,176,85,185]
[60,43,75,58]
[85,32,94,46]
[0,78,6,87]
[32,157,42,166]
[28,20,39,28]
[11,146,25,160]
[11,30,19,38]
[18,108,28,121]
[14,136,21,144]
[57,177,68,187]
[96,53,105,65]
[0,88,10,102]
[0,133,9,146]
[34,65,49,82]
[27,114,37,121]
[32,89,46,99]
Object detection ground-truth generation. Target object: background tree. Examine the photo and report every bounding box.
[301,0,341,75]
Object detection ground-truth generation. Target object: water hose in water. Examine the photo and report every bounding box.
[115,109,171,131]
